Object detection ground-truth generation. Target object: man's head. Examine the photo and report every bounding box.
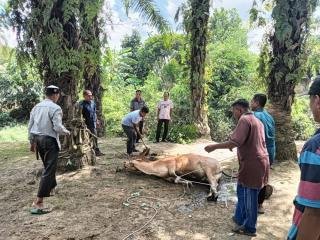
[135,90,142,100]
[83,90,93,101]
[251,93,267,111]
[139,106,149,118]
[45,85,60,103]
[308,77,320,122]
[231,99,250,120]
[163,92,169,101]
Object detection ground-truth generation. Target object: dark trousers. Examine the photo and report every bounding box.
[258,185,266,205]
[122,124,136,154]
[34,135,59,198]
[156,119,169,141]
[89,128,100,153]
[136,121,144,142]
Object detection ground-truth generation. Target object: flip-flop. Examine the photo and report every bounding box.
[232,227,257,237]
[30,208,51,215]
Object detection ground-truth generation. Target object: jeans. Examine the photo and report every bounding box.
[122,124,136,154]
[234,183,260,233]
[34,135,59,198]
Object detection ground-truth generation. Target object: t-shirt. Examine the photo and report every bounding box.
[230,112,269,189]
[158,100,173,120]
[121,110,142,127]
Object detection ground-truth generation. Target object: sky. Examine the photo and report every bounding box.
[106,0,264,52]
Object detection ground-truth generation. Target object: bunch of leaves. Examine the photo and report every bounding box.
[292,97,316,140]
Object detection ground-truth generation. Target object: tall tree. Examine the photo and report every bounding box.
[79,0,105,136]
[9,0,96,170]
[188,0,211,136]
[266,0,318,161]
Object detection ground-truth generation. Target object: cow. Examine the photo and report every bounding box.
[124,151,222,201]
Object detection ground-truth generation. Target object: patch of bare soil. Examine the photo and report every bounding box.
[0,138,301,240]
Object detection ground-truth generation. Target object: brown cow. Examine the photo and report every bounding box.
[124,152,222,201]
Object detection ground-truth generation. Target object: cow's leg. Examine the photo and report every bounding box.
[205,170,222,202]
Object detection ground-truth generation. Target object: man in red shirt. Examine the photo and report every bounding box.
[205,99,269,236]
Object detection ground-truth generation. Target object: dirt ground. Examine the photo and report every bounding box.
[0,138,301,240]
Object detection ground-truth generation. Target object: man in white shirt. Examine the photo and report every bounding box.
[122,106,149,155]
[155,92,173,143]
[28,85,70,214]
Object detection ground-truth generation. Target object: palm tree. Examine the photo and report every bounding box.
[8,0,169,170]
[177,0,211,137]
[266,0,318,161]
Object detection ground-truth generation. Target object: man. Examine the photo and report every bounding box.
[28,85,70,214]
[251,93,276,214]
[79,90,105,156]
[287,78,320,240]
[205,99,269,237]
[155,92,173,143]
[122,106,149,156]
[130,90,147,143]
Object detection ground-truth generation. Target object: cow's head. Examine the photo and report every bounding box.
[123,160,137,171]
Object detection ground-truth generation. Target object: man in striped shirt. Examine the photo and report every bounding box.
[287,77,320,240]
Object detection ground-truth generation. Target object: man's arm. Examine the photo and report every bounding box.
[205,141,237,153]
[52,109,70,135]
[130,100,134,112]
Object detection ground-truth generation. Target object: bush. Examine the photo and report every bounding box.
[292,97,316,140]
[0,112,15,128]
[208,109,234,142]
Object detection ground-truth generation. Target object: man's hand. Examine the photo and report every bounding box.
[30,143,36,152]
[204,144,216,153]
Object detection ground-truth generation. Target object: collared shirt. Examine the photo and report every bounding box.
[254,108,276,164]
[230,112,269,189]
[79,100,97,130]
[121,110,142,127]
[28,99,69,150]
[130,98,146,111]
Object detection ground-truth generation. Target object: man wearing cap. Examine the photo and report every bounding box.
[28,85,70,214]
[79,90,105,156]
[287,77,320,240]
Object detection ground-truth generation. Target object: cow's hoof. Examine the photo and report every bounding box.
[207,195,218,202]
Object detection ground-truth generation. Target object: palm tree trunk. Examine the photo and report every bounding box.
[189,0,210,137]
[267,0,316,161]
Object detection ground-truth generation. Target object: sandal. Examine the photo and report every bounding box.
[30,208,51,215]
[232,226,257,237]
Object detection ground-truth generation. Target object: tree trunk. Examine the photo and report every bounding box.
[43,0,95,171]
[267,0,316,161]
[189,0,210,137]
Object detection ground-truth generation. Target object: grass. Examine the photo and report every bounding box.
[0,124,28,142]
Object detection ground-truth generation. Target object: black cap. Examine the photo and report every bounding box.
[45,85,60,95]
[308,76,320,96]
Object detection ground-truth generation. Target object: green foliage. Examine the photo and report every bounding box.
[167,124,198,144]
[0,112,15,128]
[292,97,316,140]
[0,124,28,142]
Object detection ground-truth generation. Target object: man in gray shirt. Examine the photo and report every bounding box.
[130,90,147,143]
[28,85,70,214]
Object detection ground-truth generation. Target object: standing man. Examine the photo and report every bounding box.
[155,92,173,143]
[79,90,105,156]
[122,106,149,156]
[28,85,70,214]
[287,78,320,240]
[205,99,269,237]
[130,90,147,143]
[251,93,276,214]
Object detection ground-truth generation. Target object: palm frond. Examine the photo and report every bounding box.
[122,0,170,33]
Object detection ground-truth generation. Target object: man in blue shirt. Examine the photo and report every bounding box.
[122,106,149,156]
[251,93,276,214]
[79,90,105,156]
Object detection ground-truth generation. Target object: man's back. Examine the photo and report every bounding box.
[230,113,269,189]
